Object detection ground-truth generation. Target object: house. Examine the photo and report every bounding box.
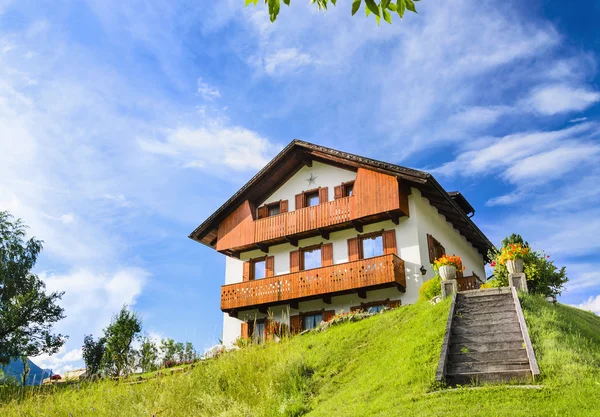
[189,140,494,346]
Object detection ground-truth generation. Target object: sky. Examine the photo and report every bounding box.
[1,0,599,374]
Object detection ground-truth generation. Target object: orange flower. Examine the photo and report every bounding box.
[433,254,466,272]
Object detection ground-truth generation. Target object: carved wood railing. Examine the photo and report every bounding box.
[221,254,405,311]
[456,275,481,292]
[254,196,353,242]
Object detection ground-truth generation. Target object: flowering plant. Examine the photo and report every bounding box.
[496,243,530,265]
[433,255,465,272]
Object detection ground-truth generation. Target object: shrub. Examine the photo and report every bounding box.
[419,276,441,301]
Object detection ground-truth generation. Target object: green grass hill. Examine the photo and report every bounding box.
[1,294,599,416]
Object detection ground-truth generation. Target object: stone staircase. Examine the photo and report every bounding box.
[437,287,539,385]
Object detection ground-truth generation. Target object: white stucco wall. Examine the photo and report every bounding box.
[260,161,356,211]
[221,181,486,346]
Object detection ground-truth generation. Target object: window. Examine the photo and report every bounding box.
[305,191,320,207]
[253,258,266,280]
[252,321,265,344]
[367,304,386,314]
[268,202,280,216]
[342,181,354,197]
[303,313,322,330]
[427,234,446,263]
[301,246,322,270]
[360,233,384,259]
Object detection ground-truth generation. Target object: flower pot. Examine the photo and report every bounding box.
[438,265,457,281]
[506,259,524,274]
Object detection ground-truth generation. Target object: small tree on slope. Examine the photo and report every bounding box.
[82,335,106,377]
[102,306,142,377]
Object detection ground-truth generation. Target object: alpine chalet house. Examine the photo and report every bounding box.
[189,141,493,346]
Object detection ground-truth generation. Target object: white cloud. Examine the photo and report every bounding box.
[263,48,314,75]
[197,77,221,100]
[138,124,279,172]
[578,294,600,315]
[523,84,600,115]
[33,347,83,376]
[485,191,524,207]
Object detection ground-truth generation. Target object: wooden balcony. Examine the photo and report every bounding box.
[254,196,352,242]
[221,254,406,312]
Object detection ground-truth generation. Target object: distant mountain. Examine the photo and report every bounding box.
[1,358,52,386]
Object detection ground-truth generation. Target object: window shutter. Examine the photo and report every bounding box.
[387,300,401,309]
[280,200,288,213]
[322,310,335,322]
[440,244,446,257]
[257,205,268,219]
[321,243,333,266]
[334,185,343,199]
[295,193,304,210]
[382,230,397,255]
[243,261,251,282]
[241,322,249,339]
[290,315,302,334]
[290,250,300,272]
[266,256,275,277]
[319,187,329,203]
[427,234,435,264]
[347,237,359,261]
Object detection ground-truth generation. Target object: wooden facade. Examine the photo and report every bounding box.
[215,168,409,253]
[221,254,406,312]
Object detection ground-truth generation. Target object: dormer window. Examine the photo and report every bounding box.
[305,190,320,207]
[335,181,355,199]
[268,202,281,216]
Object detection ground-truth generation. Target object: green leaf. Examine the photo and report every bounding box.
[381,0,391,9]
[331,0,337,5]
[387,2,397,11]
[268,0,280,22]
[366,5,371,16]
[352,0,361,15]
[382,8,392,24]
[405,0,417,13]
[375,13,381,26]
[282,0,290,5]
[365,0,380,16]
[397,0,405,17]
[244,0,255,6]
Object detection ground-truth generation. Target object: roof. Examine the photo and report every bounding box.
[189,140,494,257]
[448,191,475,217]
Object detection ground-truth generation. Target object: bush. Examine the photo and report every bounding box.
[419,276,441,301]
[480,279,502,289]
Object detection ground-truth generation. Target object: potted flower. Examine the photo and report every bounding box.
[433,255,465,280]
[497,243,529,274]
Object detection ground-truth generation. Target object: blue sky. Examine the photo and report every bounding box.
[1,0,599,373]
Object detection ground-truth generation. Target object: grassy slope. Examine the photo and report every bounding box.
[2,295,599,417]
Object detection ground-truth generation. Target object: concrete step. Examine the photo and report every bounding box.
[451,331,524,344]
[449,341,525,354]
[458,294,513,305]
[454,314,518,327]
[449,360,530,374]
[449,349,529,363]
[460,288,512,297]
[446,369,532,385]
[454,304,516,315]
[452,322,521,335]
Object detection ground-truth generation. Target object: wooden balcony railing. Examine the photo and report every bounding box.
[221,254,406,311]
[254,196,353,242]
[456,276,482,292]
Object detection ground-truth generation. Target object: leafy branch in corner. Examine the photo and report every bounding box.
[245,0,420,25]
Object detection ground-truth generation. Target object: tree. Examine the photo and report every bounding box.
[183,342,196,362]
[138,334,159,373]
[489,234,568,297]
[160,338,177,365]
[174,341,185,362]
[102,306,142,377]
[246,0,419,25]
[0,211,67,366]
[82,335,106,377]
[20,355,30,386]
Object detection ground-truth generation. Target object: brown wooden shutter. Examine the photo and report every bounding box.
[280,200,288,213]
[290,250,300,272]
[382,230,397,255]
[440,244,446,257]
[241,322,249,339]
[290,315,302,334]
[243,261,251,282]
[347,237,360,261]
[266,256,274,277]
[334,185,342,199]
[257,205,268,219]
[321,243,333,266]
[295,193,304,210]
[427,234,435,263]
[319,187,329,203]
[322,310,335,322]
[387,300,400,309]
